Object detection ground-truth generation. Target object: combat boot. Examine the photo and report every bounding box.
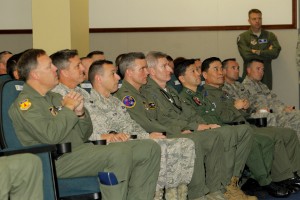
[177,184,188,200]
[165,187,178,200]
[225,177,257,200]
[153,189,164,200]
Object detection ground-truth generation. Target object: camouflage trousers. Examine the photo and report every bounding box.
[251,110,300,141]
[153,138,195,190]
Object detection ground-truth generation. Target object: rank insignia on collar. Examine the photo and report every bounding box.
[122,96,136,108]
[19,99,31,110]
[193,96,202,106]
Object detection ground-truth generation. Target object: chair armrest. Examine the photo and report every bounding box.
[0,144,56,156]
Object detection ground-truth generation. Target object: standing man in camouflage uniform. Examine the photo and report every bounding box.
[237,8,281,89]
[0,154,43,200]
[241,59,300,140]
[85,60,195,200]
[10,49,161,200]
[199,57,300,196]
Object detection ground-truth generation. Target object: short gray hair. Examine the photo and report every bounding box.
[146,51,167,68]
[119,52,145,77]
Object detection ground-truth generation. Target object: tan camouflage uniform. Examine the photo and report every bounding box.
[85,89,195,190]
[52,83,91,100]
[234,77,300,140]
[223,81,277,125]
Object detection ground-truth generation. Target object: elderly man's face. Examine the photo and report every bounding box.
[149,57,173,84]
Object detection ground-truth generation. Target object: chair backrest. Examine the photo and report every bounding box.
[0,74,12,83]
[0,80,59,200]
[80,81,92,93]
[0,80,24,148]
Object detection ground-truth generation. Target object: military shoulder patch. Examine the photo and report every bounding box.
[19,99,31,111]
[122,96,136,108]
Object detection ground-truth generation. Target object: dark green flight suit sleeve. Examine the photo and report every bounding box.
[180,87,223,125]
[238,30,281,62]
[203,85,249,123]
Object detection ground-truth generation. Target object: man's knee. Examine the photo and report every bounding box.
[133,139,161,156]
[16,154,42,172]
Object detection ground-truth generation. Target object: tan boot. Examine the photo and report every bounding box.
[153,189,164,200]
[177,184,188,200]
[165,187,178,200]
[224,177,258,200]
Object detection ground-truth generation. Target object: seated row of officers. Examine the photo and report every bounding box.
[2,49,300,200]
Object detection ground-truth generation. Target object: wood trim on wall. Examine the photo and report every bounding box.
[0,0,297,34]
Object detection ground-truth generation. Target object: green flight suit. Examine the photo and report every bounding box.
[202,84,300,184]
[0,154,43,200]
[179,87,253,185]
[237,29,281,89]
[9,83,161,200]
[115,80,223,199]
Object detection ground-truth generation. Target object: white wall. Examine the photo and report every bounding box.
[0,0,298,108]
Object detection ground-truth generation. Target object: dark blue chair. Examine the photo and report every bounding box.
[0,80,101,200]
[80,81,92,93]
[0,74,12,83]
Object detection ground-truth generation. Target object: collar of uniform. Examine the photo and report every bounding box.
[243,75,257,85]
[203,84,222,92]
[22,83,51,98]
[203,84,221,91]
[53,83,88,96]
[144,77,161,90]
[249,28,268,37]
[52,83,72,96]
[182,87,196,96]
[121,80,142,96]
[90,88,113,103]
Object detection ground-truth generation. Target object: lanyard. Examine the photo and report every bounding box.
[160,89,182,111]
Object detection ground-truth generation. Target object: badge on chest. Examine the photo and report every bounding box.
[122,96,136,108]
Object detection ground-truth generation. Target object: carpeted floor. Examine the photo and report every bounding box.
[255,191,300,200]
[241,177,300,200]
